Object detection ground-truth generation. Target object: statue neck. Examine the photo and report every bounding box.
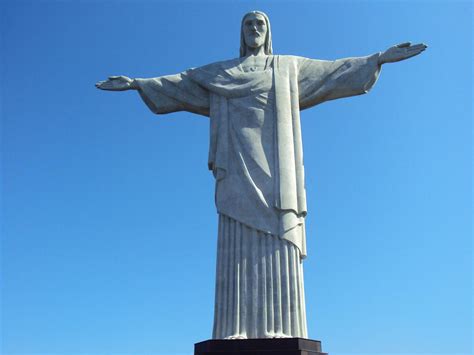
[245,45,266,57]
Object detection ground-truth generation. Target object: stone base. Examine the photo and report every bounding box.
[194,338,328,355]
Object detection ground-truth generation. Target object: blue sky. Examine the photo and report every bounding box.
[1,1,472,354]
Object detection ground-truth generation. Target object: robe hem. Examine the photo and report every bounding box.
[217,212,306,258]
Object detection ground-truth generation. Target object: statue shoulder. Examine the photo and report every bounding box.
[270,55,316,72]
[272,54,317,67]
[276,54,311,61]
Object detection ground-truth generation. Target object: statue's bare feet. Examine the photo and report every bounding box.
[265,333,293,339]
[224,334,247,340]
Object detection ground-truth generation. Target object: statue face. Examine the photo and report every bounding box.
[243,13,268,50]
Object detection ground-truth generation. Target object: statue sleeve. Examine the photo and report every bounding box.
[297,53,381,110]
[134,70,210,117]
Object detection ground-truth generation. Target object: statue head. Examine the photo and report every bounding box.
[240,11,273,57]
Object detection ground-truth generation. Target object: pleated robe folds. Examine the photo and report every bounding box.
[135,54,381,338]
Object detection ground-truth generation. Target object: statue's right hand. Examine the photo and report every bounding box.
[95,76,136,91]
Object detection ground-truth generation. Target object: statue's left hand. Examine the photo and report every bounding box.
[379,42,427,64]
[95,76,136,91]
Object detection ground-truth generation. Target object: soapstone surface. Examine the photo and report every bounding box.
[96,10,426,340]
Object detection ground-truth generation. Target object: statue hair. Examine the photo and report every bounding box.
[240,11,273,57]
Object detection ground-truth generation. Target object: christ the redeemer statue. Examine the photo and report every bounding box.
[96,11,426,340]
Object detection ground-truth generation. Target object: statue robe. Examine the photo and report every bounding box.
[135,54,381,338]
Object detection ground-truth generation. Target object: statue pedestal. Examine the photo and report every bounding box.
[194,338,328,355]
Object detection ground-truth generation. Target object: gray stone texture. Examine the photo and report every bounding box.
[96,10,426,340]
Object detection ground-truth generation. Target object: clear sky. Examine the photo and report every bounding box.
[1,1,472,355]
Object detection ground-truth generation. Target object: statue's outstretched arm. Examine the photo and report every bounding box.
[96,72,210,117]
[96,76,138,91]
[378,42,427,65]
